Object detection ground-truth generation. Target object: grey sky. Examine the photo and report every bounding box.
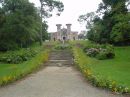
[29,0,102,32]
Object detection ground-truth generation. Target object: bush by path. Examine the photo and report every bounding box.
[0,49,50,86]
[72,45,130,94]
[54,44,72,50]
[83,44,115,60]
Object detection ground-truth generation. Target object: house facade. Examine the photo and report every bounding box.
[50,24,78,41]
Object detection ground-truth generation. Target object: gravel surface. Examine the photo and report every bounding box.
[0,51,128,97]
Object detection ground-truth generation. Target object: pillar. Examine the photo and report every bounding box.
[56,24,62,40]
[66,24,72,40]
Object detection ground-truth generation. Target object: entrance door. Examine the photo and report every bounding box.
[63,37,66,40]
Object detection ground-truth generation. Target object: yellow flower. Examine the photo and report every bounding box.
[84,69,92,76]
[112,81,116,86]
[113,88,117,92]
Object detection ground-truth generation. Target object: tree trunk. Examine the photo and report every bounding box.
[40,1,43,46]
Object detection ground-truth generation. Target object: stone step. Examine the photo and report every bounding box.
[45,59,73,67]
[49,57,73,60]
[50,53,72,57]
[49,53,73,60]
[46,50,73,67]
[45,63,72,67]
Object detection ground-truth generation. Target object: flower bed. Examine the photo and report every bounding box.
[0,49,50,86]
[54,44,72,50]
[73,47,129,94]
[84,44,115,60]
[0,48,38,64]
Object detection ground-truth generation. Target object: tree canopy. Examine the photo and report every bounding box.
[78,0,130,45]
[0,0,64,51]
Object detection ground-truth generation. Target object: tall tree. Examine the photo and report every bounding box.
[39,0,64,45]
[78,0,130,45]
[0,0,64,51]
[0,0,42,50]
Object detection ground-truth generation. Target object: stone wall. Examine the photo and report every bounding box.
[50,24,78,41]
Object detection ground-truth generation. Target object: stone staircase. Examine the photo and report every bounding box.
[45,50,73,67]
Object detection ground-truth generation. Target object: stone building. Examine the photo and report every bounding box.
[50,24,78,41]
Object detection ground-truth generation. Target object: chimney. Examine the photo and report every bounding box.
[66,24,72,33]
[56,24,62,32]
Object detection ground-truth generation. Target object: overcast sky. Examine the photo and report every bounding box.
[29,0,102,32]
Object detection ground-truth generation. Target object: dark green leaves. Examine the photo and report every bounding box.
[78,0,130,45]
[40,0,64,18]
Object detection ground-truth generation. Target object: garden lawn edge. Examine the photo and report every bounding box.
[72,47,130,94]
[0,49,50,86]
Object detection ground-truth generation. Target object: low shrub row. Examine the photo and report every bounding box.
[84,44,115,60]
[54,44,72,50]
[0,49,49,86]
[73,47,129,94]
[0,48,38,64]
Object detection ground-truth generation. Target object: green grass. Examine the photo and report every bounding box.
[0,49,49,85]
[72,40,130,89]
[87,46,130,88]
[0,50,49,77]
[0,43,51,86]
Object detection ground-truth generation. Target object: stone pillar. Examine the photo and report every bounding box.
[56,24,62,32]
[56,24,62,40]
[66,24,72,40]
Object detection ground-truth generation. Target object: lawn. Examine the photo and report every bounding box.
[0,50,49,78]
[87,46,130,88]
[72,40,130,89]
[0,43,51,86]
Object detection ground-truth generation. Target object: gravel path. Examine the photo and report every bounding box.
[0,50,128,97]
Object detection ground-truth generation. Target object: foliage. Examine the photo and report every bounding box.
[42,21,49,41]
[78,0,130,46]
[78,12,98,29]
[54,44,72,50]
[84,44,115,60]
[0,49,49,86]
[0,49,37,64]
[0,0,41,50]
[0,43,45,64]
[40,0,64,18]
[72,46,130,94]
[110,16,130,45]
[0,0,64,51]
[39,0,64,45]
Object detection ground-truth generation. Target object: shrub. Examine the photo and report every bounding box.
[84,44,115,60]
[96,50,115,60]
[0,48,37,64]
[85,48,99,57]
[72,47,129,94]
[0,49,49,86]
[54,44,72,50]
[96,51,107,60]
